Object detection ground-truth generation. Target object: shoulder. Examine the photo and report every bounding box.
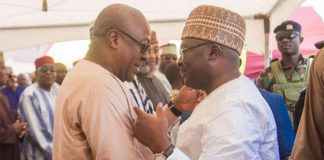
[270,58,279,63]
[258,59,280,78]
[308,55,315,59]
[259,66,272,77]
[21,83,38,96]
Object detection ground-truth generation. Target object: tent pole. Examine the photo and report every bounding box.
[255,15,271,68]
[264,33,271,68]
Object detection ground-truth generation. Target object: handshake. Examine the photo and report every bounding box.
[170,86,206,112]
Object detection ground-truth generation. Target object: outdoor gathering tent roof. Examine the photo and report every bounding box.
[0,0,304,66]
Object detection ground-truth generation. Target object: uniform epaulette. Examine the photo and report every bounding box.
[308,55,315,58]
[270,58,279,63]
[259,72,267,77]
[260,69,270,77]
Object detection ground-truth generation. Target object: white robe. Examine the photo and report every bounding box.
[169,75,279,160]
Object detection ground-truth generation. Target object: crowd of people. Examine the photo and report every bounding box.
[0,3,323,160]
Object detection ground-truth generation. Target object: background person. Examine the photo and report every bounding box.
[18,56,59,160]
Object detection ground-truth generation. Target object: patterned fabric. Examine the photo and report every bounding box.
[181,5,246,54]
[18,83,59,160]
[124,76,154,114]
[257,56,310,123]
[256,56,308,92]
[137,74,170,109]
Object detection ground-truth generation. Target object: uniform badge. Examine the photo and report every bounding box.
[286,24,293,30]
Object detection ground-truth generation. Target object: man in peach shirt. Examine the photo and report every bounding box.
[53,4,153,159]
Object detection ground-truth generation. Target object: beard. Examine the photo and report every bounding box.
[139,65,151,75]
[138,63,157,77]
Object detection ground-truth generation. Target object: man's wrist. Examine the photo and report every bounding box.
[167,101,182,117]
[163,144,175,157]
[154,143,175,159]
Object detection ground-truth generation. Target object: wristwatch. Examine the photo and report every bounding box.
[154,144,175,160]
[167,101,182,117]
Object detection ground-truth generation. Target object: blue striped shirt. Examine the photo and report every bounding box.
[18,83,59,160]
[124,76,154,114]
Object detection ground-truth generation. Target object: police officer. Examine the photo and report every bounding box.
[257,20,312,122]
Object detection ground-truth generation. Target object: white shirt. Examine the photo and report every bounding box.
[169,75,279,160]
[124,76,155,114]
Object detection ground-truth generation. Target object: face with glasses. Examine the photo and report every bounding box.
[36,64,57,89]
[275,31,303,56]
[117,29,151,56]
[113,26,150,82]
[179,38,218,89]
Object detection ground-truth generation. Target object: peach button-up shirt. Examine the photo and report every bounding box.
[53,60,153,160]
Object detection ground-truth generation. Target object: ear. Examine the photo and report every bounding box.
[208,45,221,61]
[299,36,304,44]
[105,29,120,49]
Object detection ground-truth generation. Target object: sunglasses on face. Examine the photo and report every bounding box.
[275,32,300,41]
[116,29,151,56]
[38,66,56,73]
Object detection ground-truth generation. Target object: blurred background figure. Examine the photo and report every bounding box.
[137,31,170,108]
[0,67,27,160]
[16,73,30,87]
[0,51,5,69]
[54,63,68,85]
[18,56,59,160]
[164,62,183,91]
[159,43,178,75]
[1,73,26,111]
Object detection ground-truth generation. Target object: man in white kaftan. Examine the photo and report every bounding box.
[132,5,279,160]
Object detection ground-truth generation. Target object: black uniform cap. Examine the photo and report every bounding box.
[274,20,301,34]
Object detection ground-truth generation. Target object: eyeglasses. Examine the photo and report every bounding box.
[275,32,300,41]
[38,66,56,73]
[116,29,151,55]
[180,42,215,56]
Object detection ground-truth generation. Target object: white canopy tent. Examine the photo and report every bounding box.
[0,0,304,65]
